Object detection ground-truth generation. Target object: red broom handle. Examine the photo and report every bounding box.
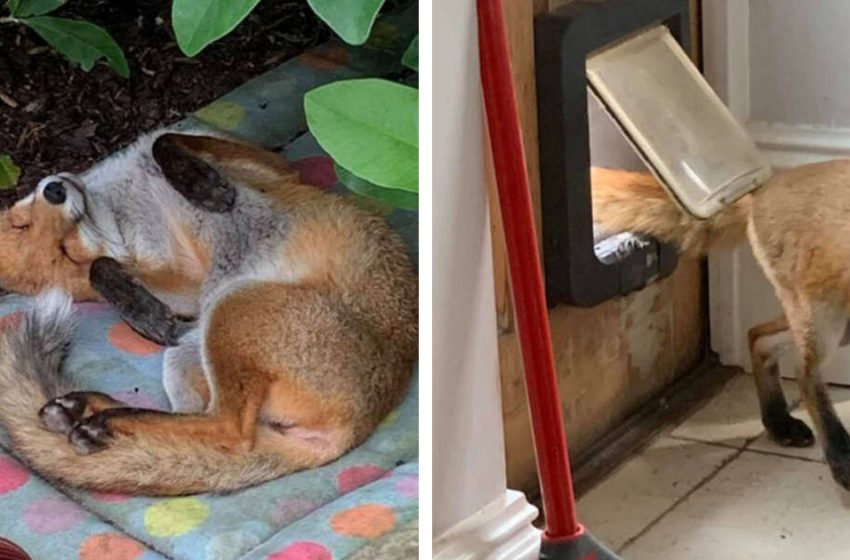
[477,0,583,541]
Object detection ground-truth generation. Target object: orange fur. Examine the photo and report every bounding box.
[591,167,751,256]
[0,196,97,299]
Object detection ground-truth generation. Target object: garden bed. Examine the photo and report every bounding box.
[0,0,329,195]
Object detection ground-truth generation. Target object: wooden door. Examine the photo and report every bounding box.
[491,0,706,495]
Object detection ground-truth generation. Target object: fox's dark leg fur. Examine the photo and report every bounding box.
[152,134,237,213]
[787,301,850,489]
[43,388,264,455]
[89,257,188,346]
[748,317,814,447]
[800,374,850,486]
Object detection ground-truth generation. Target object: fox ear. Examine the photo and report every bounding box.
[152,134,236,213]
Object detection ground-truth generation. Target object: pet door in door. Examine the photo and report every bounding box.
[536,0,769,307]
[586,25,771,218]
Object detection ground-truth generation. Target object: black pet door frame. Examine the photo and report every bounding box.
[535,0,690,307]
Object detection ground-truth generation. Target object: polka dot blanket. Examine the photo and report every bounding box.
[0,296,418,559]
[0,156,419,558]
[0,13,419,557]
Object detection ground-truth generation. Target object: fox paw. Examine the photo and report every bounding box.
[766,416,815,448]
[39,395,88,435]
[152,134,236,213]
[68,416,113,455]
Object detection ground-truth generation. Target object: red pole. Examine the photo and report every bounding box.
[477,0,583,542]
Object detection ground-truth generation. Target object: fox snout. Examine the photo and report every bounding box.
[35,174,87,222]
[42,181,66,205]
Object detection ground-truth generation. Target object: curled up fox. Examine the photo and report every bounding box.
[592,162,850,490]
[0,132,417,495]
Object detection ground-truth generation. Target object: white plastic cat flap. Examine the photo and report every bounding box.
[586,25,771,219]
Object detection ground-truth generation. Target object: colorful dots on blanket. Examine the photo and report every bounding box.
[337,465,388,494]
[143,498,210,537]
[396,474,419,499]
[113,389,158,409]
[74,302,110,315]
[0,456,29,494]
[79,533,145,560]
[293,157,337,189]
[267,541,332,560]
[194,100,247,131]
[273,497,321,526]
[108,322,163,355]
[330,503,396,539]
[23,497,85,534]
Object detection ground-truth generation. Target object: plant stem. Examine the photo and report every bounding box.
[0,16,19,24]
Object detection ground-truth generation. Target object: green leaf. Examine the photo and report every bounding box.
[23,16,129,77]
[0,155,21,190]
[402,35,418,71]
[307,0,386,45]
[305,79,418,193]
[336,164,417,210]
[14,0,65,17]
[6,0,22,15]
[172,0,261,57]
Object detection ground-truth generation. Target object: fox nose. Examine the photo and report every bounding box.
[43,181,66,205]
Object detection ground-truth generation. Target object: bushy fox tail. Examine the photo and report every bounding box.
[591,167,751,256]
[0,291,293,495]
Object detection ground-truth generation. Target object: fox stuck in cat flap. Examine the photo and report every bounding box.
[536,0,769,307]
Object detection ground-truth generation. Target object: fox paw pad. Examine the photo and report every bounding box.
[39,396,87,435]
[69,418,112,455]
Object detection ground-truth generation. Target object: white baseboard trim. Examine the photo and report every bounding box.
[747,121,850,169]
[433,490,541,560]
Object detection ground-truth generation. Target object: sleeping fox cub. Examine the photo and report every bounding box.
[0,132,418,495]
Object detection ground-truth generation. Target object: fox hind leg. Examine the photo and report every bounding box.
[46,395,263,455]
[46,320,268,455]
[786,300,850,488]
[748,316,814,447]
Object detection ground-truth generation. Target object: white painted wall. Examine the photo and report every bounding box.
[749,0,850,128]
[433,0,506,536]
[432,1,540,557]
[704,0,850,384]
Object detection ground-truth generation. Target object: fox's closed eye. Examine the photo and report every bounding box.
[8,215,31,231]
[8,199,33,230]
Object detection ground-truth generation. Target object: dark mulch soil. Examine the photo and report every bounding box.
[0,0,331,203]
